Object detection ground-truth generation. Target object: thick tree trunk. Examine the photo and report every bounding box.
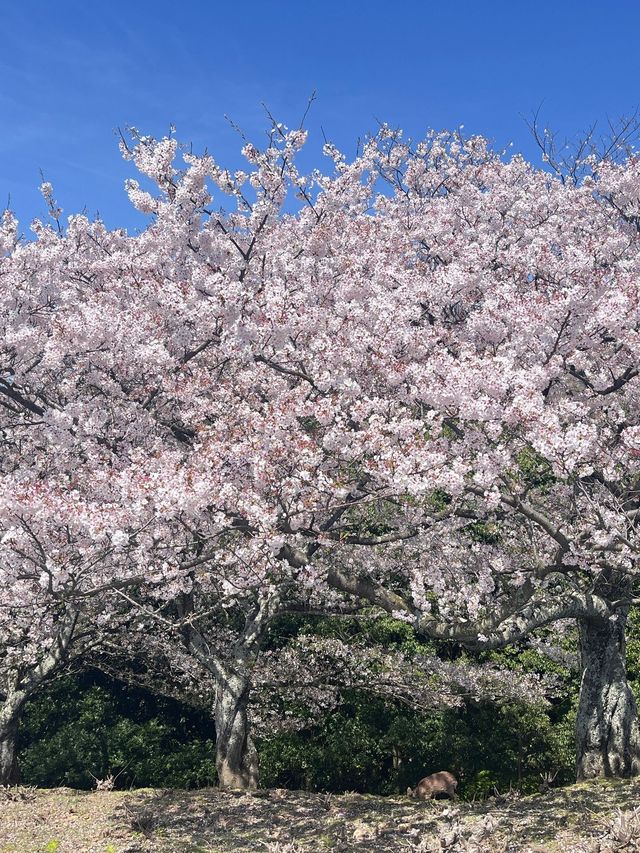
[0,695,26,786]
[214,671,259,790]
[576,611,640,779]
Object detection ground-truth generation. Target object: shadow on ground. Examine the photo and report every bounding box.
[2,778,639,852]
[112,778,640,852]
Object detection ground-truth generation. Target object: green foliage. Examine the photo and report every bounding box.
[267,613,437,658]
[259,688,575,797]
[625,609,640,706]
[462,520,501,544]
[515,447,555,490]
[427,488,452,511]
[19,670,216,789]
[259,616,580,797]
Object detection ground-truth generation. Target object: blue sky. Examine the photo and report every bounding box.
[2,0,639,232]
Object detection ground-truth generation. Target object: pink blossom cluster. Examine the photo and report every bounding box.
[1,121,639,722]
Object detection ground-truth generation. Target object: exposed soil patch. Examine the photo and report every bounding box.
[1,779,639,852]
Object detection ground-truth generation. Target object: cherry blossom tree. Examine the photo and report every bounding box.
[143,121,638,782]
[3,116,640,788]
[272,127,640,781]
[0,203,198,784]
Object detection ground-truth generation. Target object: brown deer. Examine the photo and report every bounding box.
[407,771,458,800]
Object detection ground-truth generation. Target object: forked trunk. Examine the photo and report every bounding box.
[214,671,259,790]
[576,611,640,779]
[0,695,26,786]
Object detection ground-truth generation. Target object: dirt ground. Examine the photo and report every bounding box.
[1,778,639,852]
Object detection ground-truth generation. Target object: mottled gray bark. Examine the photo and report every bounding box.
[576,611,640,780]
[178,591,281,791]
[214,671,259,790]
[0,693,26,786]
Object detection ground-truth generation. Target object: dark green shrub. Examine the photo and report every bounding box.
[19,670,215,789]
